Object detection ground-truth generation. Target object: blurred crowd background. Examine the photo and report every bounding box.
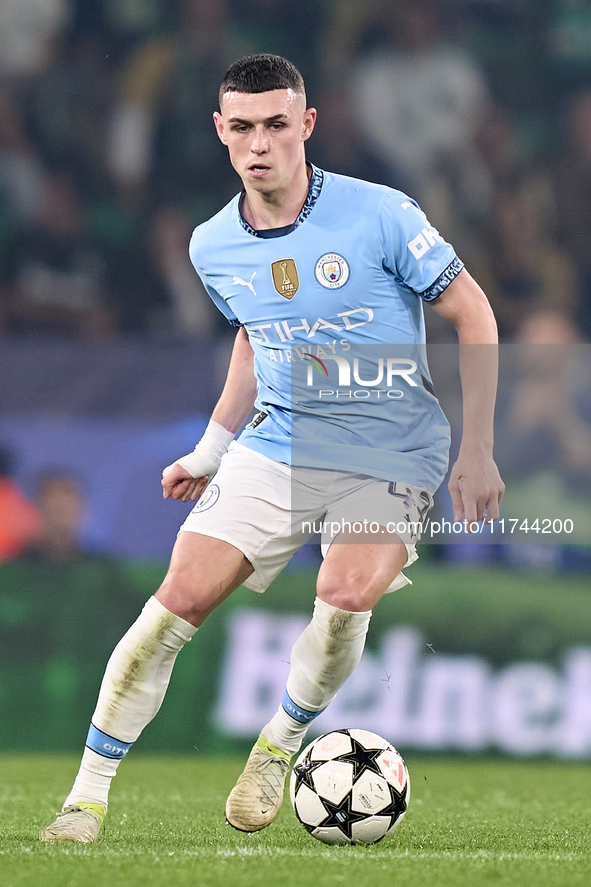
[0,0,591,343]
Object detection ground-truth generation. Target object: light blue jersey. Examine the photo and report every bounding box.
[190,165,463,491]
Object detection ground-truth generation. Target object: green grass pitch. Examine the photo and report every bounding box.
[1,754,590,887]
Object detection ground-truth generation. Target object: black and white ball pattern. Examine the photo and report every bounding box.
[289,728,410,845]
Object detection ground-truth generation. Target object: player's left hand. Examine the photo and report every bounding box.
[448,447,505,529]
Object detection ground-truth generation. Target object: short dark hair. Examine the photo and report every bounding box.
[219,53,305,107]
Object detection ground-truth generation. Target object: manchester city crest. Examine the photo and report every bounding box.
[315,253,350,289]
[192,484,220,513]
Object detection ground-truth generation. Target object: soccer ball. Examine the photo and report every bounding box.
[289,728,410,845]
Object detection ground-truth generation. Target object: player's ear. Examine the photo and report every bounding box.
[302,108,317,142]
[213,111,227,145]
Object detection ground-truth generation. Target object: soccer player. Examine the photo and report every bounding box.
[40,54,504,843]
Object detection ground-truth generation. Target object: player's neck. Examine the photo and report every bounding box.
[241,163,311,231]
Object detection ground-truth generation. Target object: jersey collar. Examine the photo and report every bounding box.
[238,163,324,238]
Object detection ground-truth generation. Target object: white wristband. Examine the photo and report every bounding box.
[162,420,235,479]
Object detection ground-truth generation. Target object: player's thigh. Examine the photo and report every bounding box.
[316,478,434,611]
[316,532,408,612]
[181,443,326,594]
[156,531,253,627]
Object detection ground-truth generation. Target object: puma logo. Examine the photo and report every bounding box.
[233,271,257,297]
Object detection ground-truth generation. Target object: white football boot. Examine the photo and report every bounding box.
[226,735,291,832]
[39,803,105,843]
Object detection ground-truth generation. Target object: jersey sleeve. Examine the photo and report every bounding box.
[189,227,241,327]
[380,193,464,302]
[201,280,241,327]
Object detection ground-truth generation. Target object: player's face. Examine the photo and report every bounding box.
[214,89,316,195]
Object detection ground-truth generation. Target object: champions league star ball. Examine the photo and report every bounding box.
[289,729,410,845]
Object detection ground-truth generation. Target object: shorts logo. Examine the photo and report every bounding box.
[193,484,220,513]
[315,253,350,289]
[271,259,299,299]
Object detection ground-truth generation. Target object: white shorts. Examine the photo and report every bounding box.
[179,442,434,594]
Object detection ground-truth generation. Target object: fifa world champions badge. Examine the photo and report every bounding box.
[271,258,300,299]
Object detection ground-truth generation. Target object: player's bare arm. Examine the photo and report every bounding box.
[162,327,256,503]
[431,268,505,525]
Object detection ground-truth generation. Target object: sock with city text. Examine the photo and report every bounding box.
[262,597,371,755]
[64,596,196,810]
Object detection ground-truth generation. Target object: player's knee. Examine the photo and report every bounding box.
[315,571,378,613]
[155,570,217,627]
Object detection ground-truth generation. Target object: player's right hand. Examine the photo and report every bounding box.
[161,462,211,502]
[161,421,235,503]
